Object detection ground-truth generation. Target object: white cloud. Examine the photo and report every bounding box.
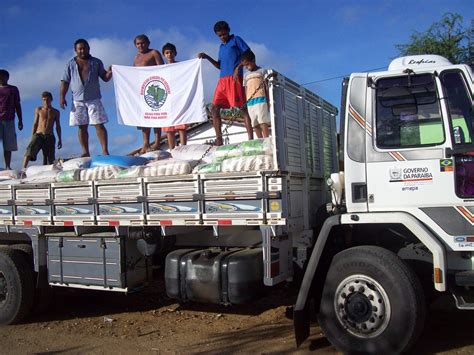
[9,47,70,100]
[87,37,135,67]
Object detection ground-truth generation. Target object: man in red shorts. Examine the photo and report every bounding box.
[198,21,253,145]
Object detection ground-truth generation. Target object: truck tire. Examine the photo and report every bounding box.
[318,245,426,354]
[0,247,35,324]
[10,244,53,314]
[11,244,34,269]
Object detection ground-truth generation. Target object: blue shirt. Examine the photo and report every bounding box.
[218,35,250,78]
[62,56,106,101]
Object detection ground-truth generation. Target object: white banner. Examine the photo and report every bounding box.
[112,58,207,127]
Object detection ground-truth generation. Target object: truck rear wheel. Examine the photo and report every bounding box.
[11,244,34,268]
[0,247,35,324]
[318,246,426,354]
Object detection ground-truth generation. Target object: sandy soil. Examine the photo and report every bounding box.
[0,275,473,354]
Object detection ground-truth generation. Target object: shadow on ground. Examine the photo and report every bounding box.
[24,273,298,325]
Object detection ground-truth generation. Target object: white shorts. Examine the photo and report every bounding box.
[69,99,108,126]
[247,102,270,127]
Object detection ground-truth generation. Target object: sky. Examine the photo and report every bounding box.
[0,0,472,169]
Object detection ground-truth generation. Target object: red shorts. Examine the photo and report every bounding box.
[212,76,245,109]
[163,124,187,133]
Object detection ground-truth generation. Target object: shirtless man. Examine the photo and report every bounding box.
[133,34,164,153]
[23,91,62,169]
[60,38,112,157]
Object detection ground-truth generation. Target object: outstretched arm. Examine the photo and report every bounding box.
[197,53,220,70]
[101,66,113,82]
[152,50,164,65]
[59,81,69,109]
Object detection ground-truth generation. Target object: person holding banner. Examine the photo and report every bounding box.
[60,39,112,157]
[162,42,187,150]
[133,34,164,153]
[198,21,253,146]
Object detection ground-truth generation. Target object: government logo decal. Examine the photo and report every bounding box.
[141,76,170,110]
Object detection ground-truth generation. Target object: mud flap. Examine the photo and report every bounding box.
[261,226,292,286]
[293,302,310,347]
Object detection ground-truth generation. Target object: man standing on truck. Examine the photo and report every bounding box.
[133,34,164,153]
[22,91,62,169]
[198,21,253,145]
[161,42,187,150]
[0,69,23,170]
[60,39,112,157]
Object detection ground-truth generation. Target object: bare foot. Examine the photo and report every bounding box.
[81,152,90,158]
[149,143,160,151]
[102,150,110,156]
[139,145,150,154]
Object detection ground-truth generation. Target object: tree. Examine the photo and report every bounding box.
[396,13,471,64]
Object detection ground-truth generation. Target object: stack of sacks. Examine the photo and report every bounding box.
[117,144,214,178]
[22,164,61,184]
[193,138,274,173]
[56,157,92,183]
[171,144,216,163]
[0,169,21,180]
[221,155,273,172]
[78,155,147,182]
[0,169,22,185]
[80,165,125,181]
[143,159,199,176]
[118,159,200,178]
[140,150,172,161]
[61,157,92,170]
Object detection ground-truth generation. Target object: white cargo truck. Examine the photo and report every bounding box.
[294,54,474,353]
[1,55,473,353]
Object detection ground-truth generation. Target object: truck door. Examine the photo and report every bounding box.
[364,72,454,212]
[440,69,474,199]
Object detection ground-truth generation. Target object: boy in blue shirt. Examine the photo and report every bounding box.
[198,21,253,145]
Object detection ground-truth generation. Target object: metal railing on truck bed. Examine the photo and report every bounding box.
[0,171,284,227]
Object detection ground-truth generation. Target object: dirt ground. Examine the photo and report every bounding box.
[0,275,473,354]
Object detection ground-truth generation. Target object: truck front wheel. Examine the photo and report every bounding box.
[318,245,426,354]
[0,247,35,324]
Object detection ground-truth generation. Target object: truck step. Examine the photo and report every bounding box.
[450,286,474,310]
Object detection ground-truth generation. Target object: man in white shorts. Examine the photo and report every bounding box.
[60,39,112,157]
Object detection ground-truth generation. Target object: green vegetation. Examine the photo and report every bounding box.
[396,13,472,64]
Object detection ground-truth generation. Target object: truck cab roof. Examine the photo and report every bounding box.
[388,55,452,71]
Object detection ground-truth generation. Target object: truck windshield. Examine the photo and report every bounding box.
[375,74,444,149]
[440,70,474,146]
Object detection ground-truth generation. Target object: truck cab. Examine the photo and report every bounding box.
[295,55,474,353]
